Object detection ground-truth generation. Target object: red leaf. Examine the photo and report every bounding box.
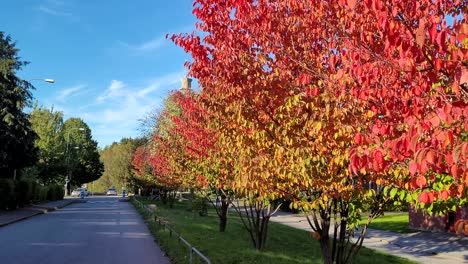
[373,150,384,164]
[439,190,449,201]
[354,133,363,145]
[457,185,464,198]
[426,150,436,164]
[299,73,311,85]
[347,0,357,9]
[428,113,440,126]
[415,19,425,47]
[434,58,441,71]
[451,165,460,180]
[409,161,418,176]
[418,192,430,204]
[415,176,427,188]
[429,23,437,42]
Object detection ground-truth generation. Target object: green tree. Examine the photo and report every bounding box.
[63,118,103,191]
[94,138,145,194]
[0,32,37,178]
[29,105,66,183]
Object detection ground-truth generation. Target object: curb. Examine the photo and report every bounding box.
[0,200,78,228]
[0,209,44,227]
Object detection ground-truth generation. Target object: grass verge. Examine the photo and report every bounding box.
[360,213,417,233]
[132,197,417,264]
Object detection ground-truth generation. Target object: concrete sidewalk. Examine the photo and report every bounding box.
[270,212,468,264]
[0,198,82,227]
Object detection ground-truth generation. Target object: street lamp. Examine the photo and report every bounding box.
[13,78,55,180]
[29,78,55,83]
[65,127,85,195]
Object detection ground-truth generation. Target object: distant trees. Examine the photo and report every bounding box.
[0,32,38,178]
[93,138,145,194]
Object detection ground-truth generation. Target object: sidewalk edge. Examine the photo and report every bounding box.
[0,200,77,227]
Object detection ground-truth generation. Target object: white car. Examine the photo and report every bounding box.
[71,188,89,197]
[106,188,117,196]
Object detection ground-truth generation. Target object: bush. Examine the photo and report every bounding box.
[17,180,33,206]
[192,195,208,216]
[39,186,49,201]
[53,184,64,200]
[31,181,40,202]
[46,184,63,201]
[0,179,18,210]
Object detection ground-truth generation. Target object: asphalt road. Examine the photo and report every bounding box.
[0,196,170,264]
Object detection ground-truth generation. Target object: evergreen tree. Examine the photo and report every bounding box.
[0,32,37,178]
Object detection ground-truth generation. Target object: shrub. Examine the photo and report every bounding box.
[192,195,208,216]
[31,181,40,202]
[0,179,15,210]
[17,180,33,206]
[47,184,64,201]
[39,186,49,201]
[0,179,18,210]
[53,184,64,200]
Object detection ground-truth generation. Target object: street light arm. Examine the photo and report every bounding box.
[28,78,55,83]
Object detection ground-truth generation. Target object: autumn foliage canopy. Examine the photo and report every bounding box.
[169,0,467,212]
[135,0,468,261]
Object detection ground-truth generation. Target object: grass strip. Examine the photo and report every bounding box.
[359,213,418,233]
[132,197,417,264]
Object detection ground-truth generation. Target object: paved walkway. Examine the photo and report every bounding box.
[0,198,83,227]
[270,211,468,264]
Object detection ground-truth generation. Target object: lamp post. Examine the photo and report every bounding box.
[12,78,55,180]
[29,78,55,83]
[65,127,85,195]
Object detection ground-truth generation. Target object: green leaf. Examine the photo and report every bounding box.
[399,190,406,201]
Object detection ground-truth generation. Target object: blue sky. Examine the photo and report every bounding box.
[1,0,198,148]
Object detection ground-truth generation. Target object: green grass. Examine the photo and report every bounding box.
[360,213,417,233]
[132,198,416,264]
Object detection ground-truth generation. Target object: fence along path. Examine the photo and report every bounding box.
[132,197,212,264]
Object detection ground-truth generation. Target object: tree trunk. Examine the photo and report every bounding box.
[187,188,195,211]
[219,198,229,232]
[255,215,270,250]
[319,219,333,264]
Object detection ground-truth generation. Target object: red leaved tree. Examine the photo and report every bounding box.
[170,0,467,262]
[171,90,234,232]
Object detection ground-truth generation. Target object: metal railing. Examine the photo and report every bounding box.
[132,197,211,264]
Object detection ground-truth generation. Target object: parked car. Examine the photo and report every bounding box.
[71,188,89,197]
[106,188,117,196]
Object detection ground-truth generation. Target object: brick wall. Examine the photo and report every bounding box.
[409,206,468,232]
[408,206,447,232]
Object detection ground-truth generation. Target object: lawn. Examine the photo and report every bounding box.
[360,213,417,233]
[132,197,416,264]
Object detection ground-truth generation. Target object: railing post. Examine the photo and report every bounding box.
[189,247,193,263]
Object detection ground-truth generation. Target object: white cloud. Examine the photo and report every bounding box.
[136,36,166,52]
[116,35,171,55]
[56,85,86,101]
[109,80,124,91]
[97,80,125,102]
[38,5,73,18]
[38,0,78,21]
[137,72,183,97]
[80,70,186,147]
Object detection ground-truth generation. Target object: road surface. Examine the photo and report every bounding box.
[0,196,170,264]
